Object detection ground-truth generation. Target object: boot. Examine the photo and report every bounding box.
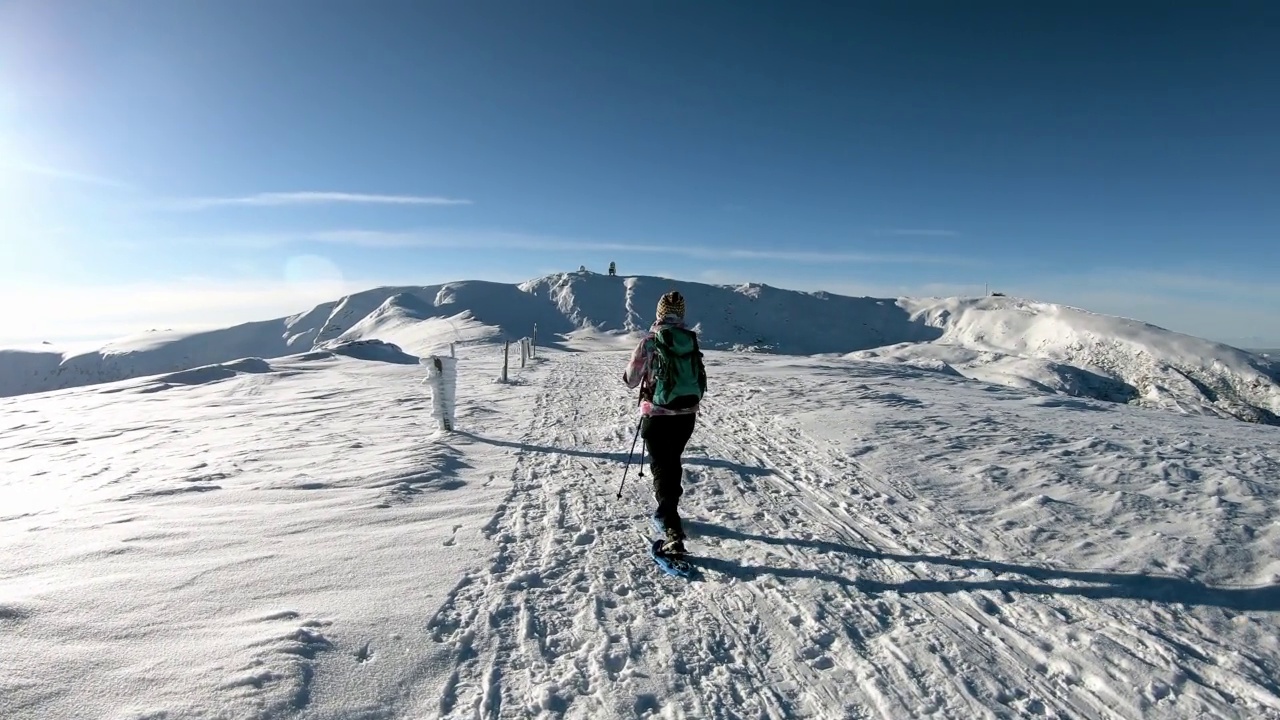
[659,527,687,556]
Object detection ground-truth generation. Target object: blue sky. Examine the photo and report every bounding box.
[1,0,1278,347]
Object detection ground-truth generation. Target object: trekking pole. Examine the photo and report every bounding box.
[616,416,642,499]
[615,387,647,499]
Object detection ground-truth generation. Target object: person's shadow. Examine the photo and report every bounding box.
[683,521,1280,612]
[454,431,774,477]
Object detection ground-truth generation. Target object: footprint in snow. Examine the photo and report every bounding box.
[800,646,836,670]
[255,610,301,622]
[442,524,463,547]
[633,694,662,715]
[0,603,29,622]
[354,642,373,663]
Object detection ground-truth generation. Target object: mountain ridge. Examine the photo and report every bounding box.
[1,270,1277,424]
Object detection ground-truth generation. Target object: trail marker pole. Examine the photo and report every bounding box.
[422,355,457,432]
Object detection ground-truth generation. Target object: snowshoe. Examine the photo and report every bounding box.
[649,539,694,578]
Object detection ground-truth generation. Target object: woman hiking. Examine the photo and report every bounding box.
[622,291,707,555]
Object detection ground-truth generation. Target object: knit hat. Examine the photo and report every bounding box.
[656,291,685,321]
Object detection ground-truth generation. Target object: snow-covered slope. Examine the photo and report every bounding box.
[3,345,1278,719]
[0,322,312,399]
[0,281,577,399]
[520,271,943,353]
[850,296,1280,424]
[3,271,1278,425]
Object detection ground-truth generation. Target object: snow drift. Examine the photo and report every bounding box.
[324,339,421,365]
[1,270,1277,424]
[856,296,1280,424]
[153,358,275,386]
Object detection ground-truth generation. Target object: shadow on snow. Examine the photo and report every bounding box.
[685,521,1280,612]
[455,431,774,478]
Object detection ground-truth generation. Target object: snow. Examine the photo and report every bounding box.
[324,339,421,365]
[2,346,542,719]
[4,305,1280,719]
[2,272,1277,427]
[888,296,1280,423]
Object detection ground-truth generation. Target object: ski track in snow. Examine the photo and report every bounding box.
[427,354,812,719]
[422,351,1280,720]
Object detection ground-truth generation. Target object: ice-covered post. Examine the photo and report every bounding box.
[532,323,537,357]
[502,341,510,383]
[520,338,528,368]
[422,355,457,432]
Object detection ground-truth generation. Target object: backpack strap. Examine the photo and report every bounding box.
[655,326,695,353]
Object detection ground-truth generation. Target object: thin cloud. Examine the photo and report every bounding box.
[4,162,135,190]
[220,228,980,266]
[176,192,473,209]
[718,247,969,265]
[876,228,960,238]
[0,276,410,347]
[790,279,986,299]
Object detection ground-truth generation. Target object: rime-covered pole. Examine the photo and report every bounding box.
[502,341,510,383]
[423,355,457,432]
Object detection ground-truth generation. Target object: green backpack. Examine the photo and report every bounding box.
[650,327,707,409]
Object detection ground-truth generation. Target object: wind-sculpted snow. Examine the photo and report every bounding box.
[4,345,1277,719]
[0,346,543,720]
[324,339,421,365]
[873,296,1280,424]
[2,270,1277,424]
[151,358,275,387]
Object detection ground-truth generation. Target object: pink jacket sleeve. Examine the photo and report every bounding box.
[623,336,651,389]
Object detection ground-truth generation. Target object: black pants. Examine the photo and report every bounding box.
[641,413,697,536]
